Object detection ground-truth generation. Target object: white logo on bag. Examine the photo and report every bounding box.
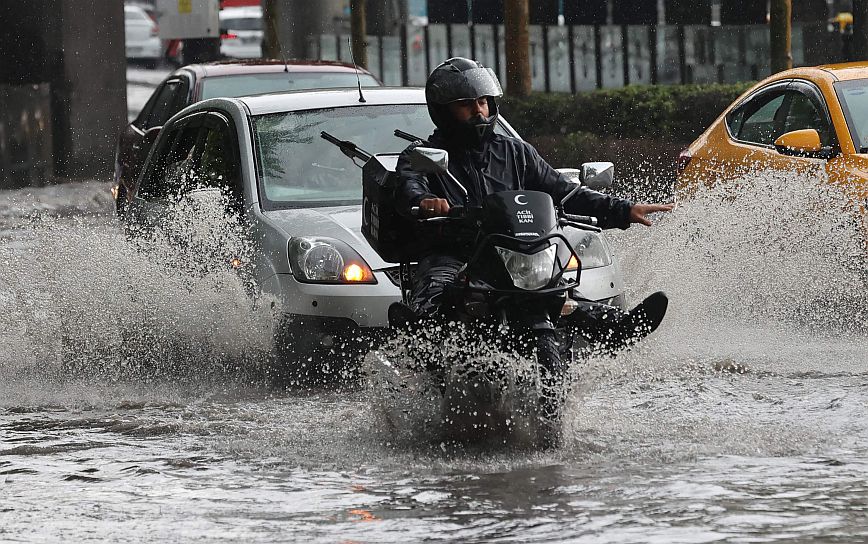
[514,194,528,205]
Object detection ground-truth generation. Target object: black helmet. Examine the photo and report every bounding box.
[425,57,503,147]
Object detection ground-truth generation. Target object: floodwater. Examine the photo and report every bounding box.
[2,171,868,543]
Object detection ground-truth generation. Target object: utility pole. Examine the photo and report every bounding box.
[504,0,531,96]
[769,0,792,73]
[854,0,868,59]
[351,0,368,69]
[262,0,280,59]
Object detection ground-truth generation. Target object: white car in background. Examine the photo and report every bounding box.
[125,88,626,370]
[220,6,263,59]
[124,4,161,66]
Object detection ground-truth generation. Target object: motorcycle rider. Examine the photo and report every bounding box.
[395,57,673,346]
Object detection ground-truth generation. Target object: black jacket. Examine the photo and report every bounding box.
[396,130,634,230]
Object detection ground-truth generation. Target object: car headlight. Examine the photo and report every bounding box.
[495,245,556,290]
[288,237,376,284]
[567,232,612,270]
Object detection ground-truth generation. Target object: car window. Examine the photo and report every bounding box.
[145,80,187,129]
[220,17,262,31]
[134,81,165,129]
[186,116,242,207]
[200,73,380,100]
[782,91,831,146]
[834,79,868,152]
[139,123,204,200]
[252,104,436,208]
[734,93,787,146]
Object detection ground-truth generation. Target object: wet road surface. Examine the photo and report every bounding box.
[2,166,868,542]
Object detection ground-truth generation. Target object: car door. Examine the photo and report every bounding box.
[182,112,252,270]
[119,76,192,199]
[127,113,206,230]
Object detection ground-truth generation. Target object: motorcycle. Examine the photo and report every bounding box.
[321,132,667,447]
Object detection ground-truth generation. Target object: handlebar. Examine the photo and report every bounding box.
[561,213,598,226]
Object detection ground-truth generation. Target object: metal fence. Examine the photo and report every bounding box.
[312,22,842,91]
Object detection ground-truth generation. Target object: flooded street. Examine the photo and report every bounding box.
[3,174,868,542]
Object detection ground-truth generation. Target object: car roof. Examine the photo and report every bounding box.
[765,62,868,84]
[817,61,868,81]
[178,59,377,78]
[237,87,426,115]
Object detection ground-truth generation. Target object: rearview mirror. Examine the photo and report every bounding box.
[409,147,449,174]
[774,129,833,158]
[580,162,614,190]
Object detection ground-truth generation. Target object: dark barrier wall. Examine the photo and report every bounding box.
[0,0,126,182]
[431,0,559,25]
[612,0,658,24]
[428,1,470,23]
[563,0,607,24]
[665,0,712,25]
[472,0,503,24]
[720,0,767,24]
[793,0,829,21]
[530,0,559,24]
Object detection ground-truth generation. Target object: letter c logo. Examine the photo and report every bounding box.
[514,194,528,205]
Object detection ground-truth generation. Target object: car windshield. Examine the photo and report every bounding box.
[200,73,380,99]
[221,17,262,31]
[252,104,436,208]
[835,79,868,152]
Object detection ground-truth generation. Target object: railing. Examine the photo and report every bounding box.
[312,22,844,91]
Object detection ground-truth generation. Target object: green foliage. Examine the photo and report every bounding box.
[500,82,754,143]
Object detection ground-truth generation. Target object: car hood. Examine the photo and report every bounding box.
[262,205,395,270]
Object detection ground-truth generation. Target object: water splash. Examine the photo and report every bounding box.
[0,195,276,401]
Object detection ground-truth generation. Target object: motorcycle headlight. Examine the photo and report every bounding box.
[567,232,612,270]
[495,245,557,290]
[288,237,376,284]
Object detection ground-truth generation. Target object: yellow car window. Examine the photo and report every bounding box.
[835,79,868,152]
[738,94,786,146]
[782,92,830,146]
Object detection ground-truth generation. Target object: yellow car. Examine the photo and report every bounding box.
[677,62,868,207]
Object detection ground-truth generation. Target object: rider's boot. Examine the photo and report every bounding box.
[565,291,668,353]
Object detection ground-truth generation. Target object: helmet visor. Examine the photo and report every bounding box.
[430,67,504,104]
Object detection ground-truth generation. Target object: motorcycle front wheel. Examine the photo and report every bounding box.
[535,329,567,448]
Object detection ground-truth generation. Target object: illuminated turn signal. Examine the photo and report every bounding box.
[342,262,373,283]
[566,255,580,271]
[230,257,244,269]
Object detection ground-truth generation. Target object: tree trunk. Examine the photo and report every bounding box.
[770,0,792,74]
[261,0,281,59]
[350,0,368,69]
[854,0,868,60]
[504,0,531,96]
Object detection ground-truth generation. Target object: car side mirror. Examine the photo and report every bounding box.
[409,146,449,174]
[774,129,834,159]
[580,162,614,190]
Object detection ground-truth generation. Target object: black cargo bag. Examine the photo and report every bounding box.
[361,154,422,263]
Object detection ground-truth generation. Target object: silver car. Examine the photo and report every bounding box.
[127,88,625,363]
